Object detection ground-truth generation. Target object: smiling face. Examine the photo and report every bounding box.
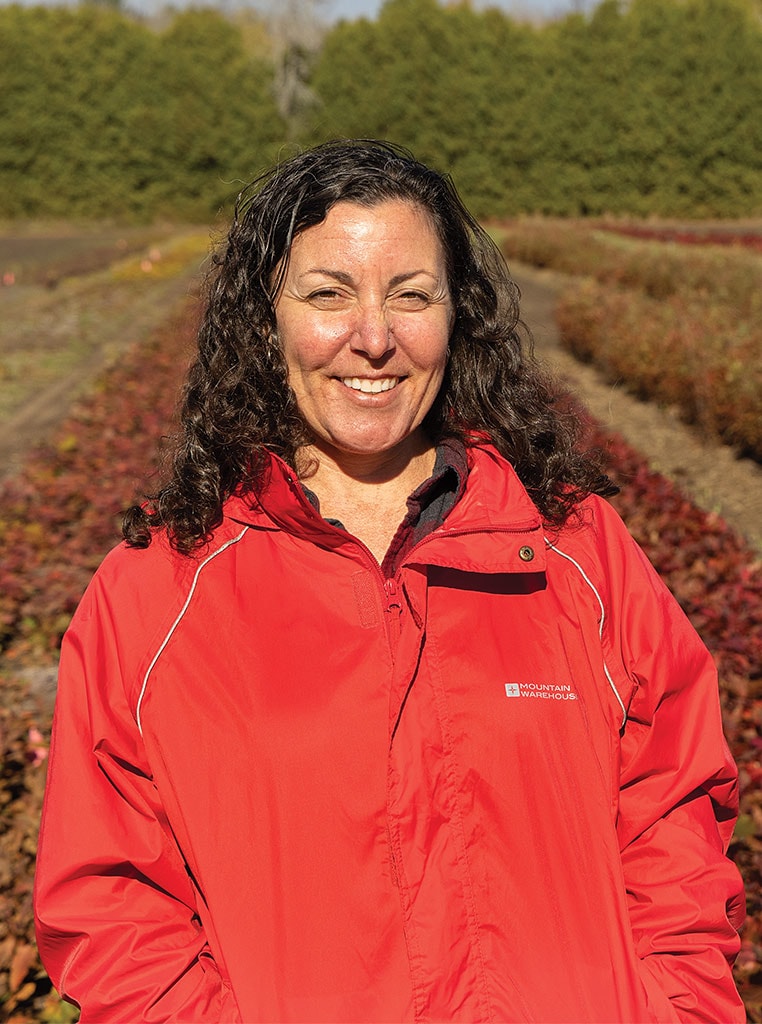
[274,199,453,473]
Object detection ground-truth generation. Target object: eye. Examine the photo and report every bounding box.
[307,288,348,309]
[391,290,431,311]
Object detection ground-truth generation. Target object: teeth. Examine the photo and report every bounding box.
[342,377,399,394]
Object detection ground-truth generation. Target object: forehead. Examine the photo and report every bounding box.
[288,199,444,261]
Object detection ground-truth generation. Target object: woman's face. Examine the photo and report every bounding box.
[274,199,453,469]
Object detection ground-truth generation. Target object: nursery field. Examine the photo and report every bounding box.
[495,217,762,462]
[0,221,761,1021]
[0,224,214,482]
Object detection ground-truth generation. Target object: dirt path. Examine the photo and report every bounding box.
[513,262,762,555]
[0,230,209,480]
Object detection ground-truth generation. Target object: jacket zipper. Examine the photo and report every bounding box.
[386,823,400,887]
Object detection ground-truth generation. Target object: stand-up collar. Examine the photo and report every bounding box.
[223,444,546,574]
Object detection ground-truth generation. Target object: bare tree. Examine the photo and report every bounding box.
[266,0,325,134]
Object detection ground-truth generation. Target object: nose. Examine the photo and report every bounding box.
[350,303,395,359]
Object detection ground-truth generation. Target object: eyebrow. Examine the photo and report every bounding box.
[300,268,439,286]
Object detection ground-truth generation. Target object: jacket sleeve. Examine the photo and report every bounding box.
[34,566,242,1023]
[594,506,746,1024]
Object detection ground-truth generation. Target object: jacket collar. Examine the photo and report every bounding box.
[223,445,546,574]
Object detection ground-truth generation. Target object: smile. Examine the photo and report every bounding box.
[341,377,400,394]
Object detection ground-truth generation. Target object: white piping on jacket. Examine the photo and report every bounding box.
[544,536,628,731]
[136,526,249,736]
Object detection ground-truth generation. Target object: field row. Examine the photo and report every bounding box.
[496,219,762,462]
[600,224,762,253]
[0,306,191,1021]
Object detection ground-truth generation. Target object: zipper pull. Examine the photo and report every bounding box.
[384,578,402,612]
[384,578,403,644]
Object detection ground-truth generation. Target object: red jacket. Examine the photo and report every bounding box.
[35,445,745,1023]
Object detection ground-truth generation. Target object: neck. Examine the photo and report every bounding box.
[297,431,436,487]
[296,437,437,563]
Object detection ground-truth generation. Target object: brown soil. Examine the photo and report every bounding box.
[0,223,180,287]
[513,262,762,556]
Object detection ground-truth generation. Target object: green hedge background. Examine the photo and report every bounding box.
[2,0,761,221]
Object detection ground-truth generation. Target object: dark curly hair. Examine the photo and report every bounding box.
[124,139,614,553]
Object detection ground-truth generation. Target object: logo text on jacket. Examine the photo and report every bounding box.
[504,682,578,701]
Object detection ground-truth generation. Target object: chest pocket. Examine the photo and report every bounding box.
[419,565,621,812]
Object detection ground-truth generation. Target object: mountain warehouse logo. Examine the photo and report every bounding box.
[504,681,577,701]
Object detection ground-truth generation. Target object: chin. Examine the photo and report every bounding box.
[316,431,411,460]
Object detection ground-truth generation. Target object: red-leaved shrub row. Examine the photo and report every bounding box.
[586,416,762,1020]
[0,302,196,1021]
[0,299,760,1019]
[556,281,762,460]
[496,220,762,462]
[0,306,196,665]
[496,218,762,313]
[600,224,762,254]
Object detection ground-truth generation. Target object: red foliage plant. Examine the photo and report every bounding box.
[583,411,762,1017]
[0,303,197,1017]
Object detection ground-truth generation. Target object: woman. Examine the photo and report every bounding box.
[35,140,745,1023]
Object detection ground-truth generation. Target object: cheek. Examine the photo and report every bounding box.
[280,316,349,372]
[410,327,451,376]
